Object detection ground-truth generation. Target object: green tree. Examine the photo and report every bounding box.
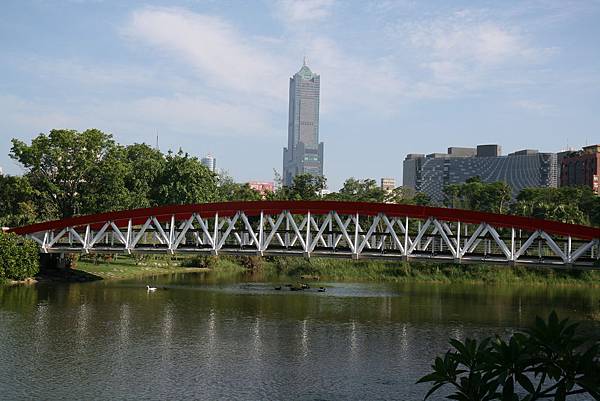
[444,184,462,208]
[153,150,218,205]
[418,311,600,401]
[124,143,166,208]
[10,129,117,219]
[0,175,37,227]
[444,177,512,213]
[217,172,262,201]
[513,187,594,225]
[411,192,432,206]
[284,173,327,200]
[385,186,416,204]
[328,178,385,202]
[79,145,131,214]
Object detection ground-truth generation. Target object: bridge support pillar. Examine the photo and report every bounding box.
[39,253,58,270]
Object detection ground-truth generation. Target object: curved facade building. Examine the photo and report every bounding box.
[403,145,558,204]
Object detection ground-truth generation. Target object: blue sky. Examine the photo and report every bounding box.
[1,0,599,190]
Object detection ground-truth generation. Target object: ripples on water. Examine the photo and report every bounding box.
[1,272,599,400]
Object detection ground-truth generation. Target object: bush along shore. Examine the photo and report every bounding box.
[0,232,39,284]
[4,250,600,286]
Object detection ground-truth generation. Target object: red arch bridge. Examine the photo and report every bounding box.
[8,201,600,269]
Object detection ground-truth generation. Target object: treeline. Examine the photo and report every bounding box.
[1,129,599,227]
[0,129,428,227]
[444,177,600,225]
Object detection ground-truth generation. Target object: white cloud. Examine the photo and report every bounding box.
[406,16,550,66]
[0,93,276,143]
[124,6,411,114]
[124,7,288,101]
[274,0,335,23]
[127,95,275,137]
[393,10,557,90]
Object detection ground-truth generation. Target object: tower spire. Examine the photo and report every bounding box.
[303,55,307,66]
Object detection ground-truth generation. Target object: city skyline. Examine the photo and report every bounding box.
[1,1,600,190]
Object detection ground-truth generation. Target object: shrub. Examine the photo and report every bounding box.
[181,255,219,269]
[0,232,40,280]
[418,311,600,400]
[232,255,263,270]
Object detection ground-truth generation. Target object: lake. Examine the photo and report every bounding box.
[1,271,599,400]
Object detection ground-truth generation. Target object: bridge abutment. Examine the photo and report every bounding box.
[39,253,71,270]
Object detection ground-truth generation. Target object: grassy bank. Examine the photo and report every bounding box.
[262,257,600,286]
[25,253,600,286]
[74,254,246,280]
[75,258,203,280]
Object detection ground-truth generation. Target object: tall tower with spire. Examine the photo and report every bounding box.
[282,60,324,186]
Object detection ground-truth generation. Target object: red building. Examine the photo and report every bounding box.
[248,181,275,195]
[560,145,600,194]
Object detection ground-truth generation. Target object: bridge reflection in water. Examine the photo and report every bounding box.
[9,201,600,268]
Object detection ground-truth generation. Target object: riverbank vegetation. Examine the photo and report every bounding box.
[264,257,600,286]
[64,253,600,286]
[71,254,247,280]
[0,232,39,281]
[76,259,206,280]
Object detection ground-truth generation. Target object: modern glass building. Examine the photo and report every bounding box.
[403,145,558,204]
[282,61,324,186]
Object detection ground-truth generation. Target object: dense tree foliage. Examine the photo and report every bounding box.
[123,143,166,208]
[512,187,599,225]
[324,178,421,204]
[153,150,217,205]
[280,173,327,200]
[217,172,262,201]
[328,178,386,202]
[0,233,40,280]
[444,177,512,214]
[6,131,218,219]
[10,129,117,219]
[412,192,432,206]
[418,311,600,400]
[0,175,37,227]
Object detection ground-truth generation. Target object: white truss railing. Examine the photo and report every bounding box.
[25,210,600,268]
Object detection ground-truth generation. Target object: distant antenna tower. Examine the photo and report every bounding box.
[155,130,159,150]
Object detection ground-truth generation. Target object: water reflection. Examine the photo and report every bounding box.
[1,274,599,400]
[300,318,309,359]
[33,300,49,354]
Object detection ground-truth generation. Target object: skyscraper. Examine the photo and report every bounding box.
[282,60,324,186]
